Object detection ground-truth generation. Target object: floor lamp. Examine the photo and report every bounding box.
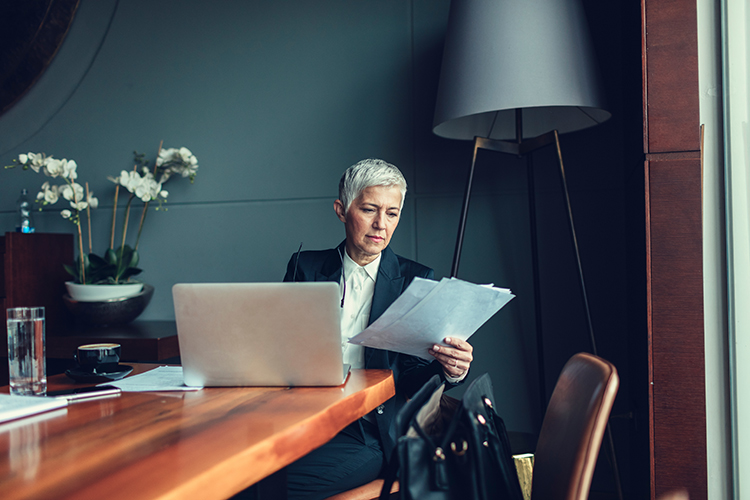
[432,0,621,498]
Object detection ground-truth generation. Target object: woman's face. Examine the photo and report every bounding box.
[334,185,402,266]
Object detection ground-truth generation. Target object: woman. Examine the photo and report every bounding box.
[283,158,473,499]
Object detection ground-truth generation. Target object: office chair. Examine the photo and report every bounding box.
[324,479,399,500]
[326,352,618,500]
[656,490,689,500]
[531,352,619,500]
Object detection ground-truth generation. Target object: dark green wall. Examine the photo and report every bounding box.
[0,6,645,490]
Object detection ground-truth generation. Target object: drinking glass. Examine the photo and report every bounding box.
[6,307,46,396]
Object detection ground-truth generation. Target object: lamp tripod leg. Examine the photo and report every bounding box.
[553,131,623,500]
[450,138,481,278]
[526,153,547,416]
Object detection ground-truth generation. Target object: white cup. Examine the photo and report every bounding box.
[6,307,46,396]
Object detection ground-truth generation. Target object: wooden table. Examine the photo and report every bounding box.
[0,364,395,500]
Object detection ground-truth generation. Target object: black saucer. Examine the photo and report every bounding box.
[65,365,133,383]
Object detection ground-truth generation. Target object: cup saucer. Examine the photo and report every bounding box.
[65,364,134,383]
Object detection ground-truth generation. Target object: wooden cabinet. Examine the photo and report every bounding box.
[1,232,74,386]
[0,233,180,386]
[1,232,74,335]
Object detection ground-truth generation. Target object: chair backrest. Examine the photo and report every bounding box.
[656,490,689,500]
[531,352,619,500]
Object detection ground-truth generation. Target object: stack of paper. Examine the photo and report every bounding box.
[0,394,68,424]
[348,277,515,360]
[98,366,202,392]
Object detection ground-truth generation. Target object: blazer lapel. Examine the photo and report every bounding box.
[369,246,405,324]
[366,247,404,367]
[316,241,346,283]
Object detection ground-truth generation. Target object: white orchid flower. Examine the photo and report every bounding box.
[86,191,99,209]
[37,182,60,204]
[61,182,85,203]
[19,152,45,173]
[117,170,132,185]
[70,200,88,211]
[135,184,151,202]
[61,210,72,219]
[133,173,145,190]
[62,159,78,180]
[119,170,144,193]
[135,175,163,202]
[43,158,65,177]
[46,188,60,204]
[156,146,199,183]
[155,148,172,167]
[114,169,163,202]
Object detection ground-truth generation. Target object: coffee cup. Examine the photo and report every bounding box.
[76,343,121,373]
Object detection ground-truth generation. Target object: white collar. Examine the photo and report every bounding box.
[343,250,381,282]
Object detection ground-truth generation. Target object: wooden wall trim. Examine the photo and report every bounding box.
[642,0,700,154]
[642,0,706,498]
[645,157,707,500]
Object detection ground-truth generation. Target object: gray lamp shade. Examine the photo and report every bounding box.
[433,0,611,141]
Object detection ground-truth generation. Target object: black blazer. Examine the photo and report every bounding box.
[283,241,459,459]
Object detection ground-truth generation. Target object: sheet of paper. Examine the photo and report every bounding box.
[98,366,202,392]
[0,393,68,424]
[349,277,515,360]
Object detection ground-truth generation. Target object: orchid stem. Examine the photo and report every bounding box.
[110,185,119,250]
[116,195,134,283]
[85,182,92,254]
[135,201,149,252]
[77,216,86,285]
[121,196,133,252]
[154,140,163,176]
[67,178,86,284]
[134,140,162,253]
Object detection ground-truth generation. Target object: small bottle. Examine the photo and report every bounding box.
[16,189,35,233]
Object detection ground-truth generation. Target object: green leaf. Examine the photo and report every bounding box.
[63,264,78,280]
[89,253,108,266]
[88,265,117,284]
[105,249,118,266]
[128,249,139,268]
[120,267,143,280]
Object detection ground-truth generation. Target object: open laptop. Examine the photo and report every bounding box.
[172,282,350,387]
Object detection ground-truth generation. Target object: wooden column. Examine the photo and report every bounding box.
[642,0,707,498]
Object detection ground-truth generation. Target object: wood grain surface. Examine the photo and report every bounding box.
[0,364,395,500]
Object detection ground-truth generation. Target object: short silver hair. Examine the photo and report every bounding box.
[338,159,407,213]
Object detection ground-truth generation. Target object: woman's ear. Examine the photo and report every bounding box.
[333,199,346,223]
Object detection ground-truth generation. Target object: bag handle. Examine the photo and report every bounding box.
[379,446,400,500]
[379,375,444,500]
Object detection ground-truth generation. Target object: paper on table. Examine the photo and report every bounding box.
[348,277,514,360]
[0,393,68,424]
[98,366,202,392]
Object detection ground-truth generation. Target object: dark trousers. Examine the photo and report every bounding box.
[286,417,384,500]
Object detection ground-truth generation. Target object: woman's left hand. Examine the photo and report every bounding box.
[429,337,473,380]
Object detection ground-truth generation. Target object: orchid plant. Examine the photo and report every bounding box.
[5,143,199,285]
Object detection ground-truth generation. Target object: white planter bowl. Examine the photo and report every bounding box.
[63,284,154,325]
[65,282,144,302]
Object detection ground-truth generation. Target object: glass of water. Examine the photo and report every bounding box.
[6,307,46,396]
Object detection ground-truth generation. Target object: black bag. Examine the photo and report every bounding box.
[380,373,524,500]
